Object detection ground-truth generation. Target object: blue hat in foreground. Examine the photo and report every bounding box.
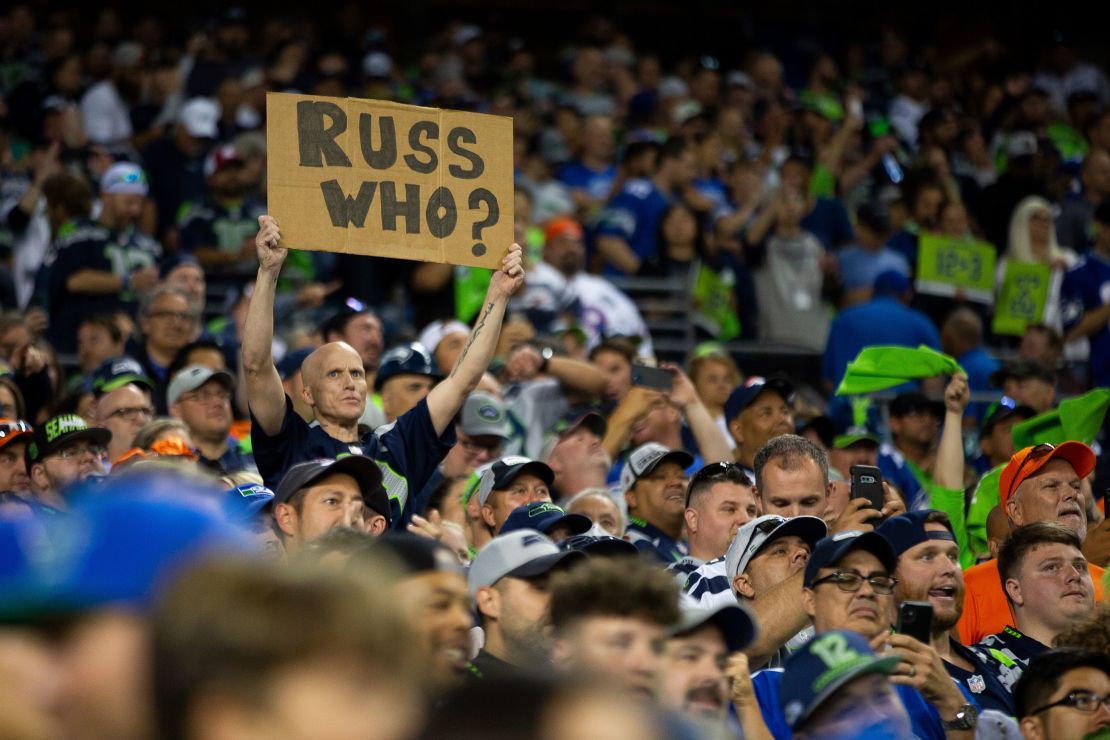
[223,483,275,522]
[781,630,901,729]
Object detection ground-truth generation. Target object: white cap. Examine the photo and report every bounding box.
[362,51,393,78]
[418,319,470,355]
[179,98,220,139]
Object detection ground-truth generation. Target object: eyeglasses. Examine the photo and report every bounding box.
[106,406,154,422]
[181,387,232,404]
[1004,443,1056,502]
[460,437,503,455]
[148,310,198,323]
[686,461,752,505]
[810,570,898,595]
[56,442,104,460]
[0,419,32,439]
[1032,690,1110,716]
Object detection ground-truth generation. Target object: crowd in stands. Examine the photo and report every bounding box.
[3,4,1110,739]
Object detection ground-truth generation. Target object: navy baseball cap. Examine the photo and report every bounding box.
[500,502,592,538]
[558,534,639,557]
[875,510,955,558]
[89,356,154,397]
[804,530,898,587]
[670,602,758,654]
[222,483,275,522]
[477,457,555,506]
[980,396,1036,435]
[374,342,439,390]
[780,630,900,730]
[873,270,911,295]
[274,456,389,524]
[276,347,314,381]
[888,391,944,420]
[724,376,795,422]
[365,533,460,575]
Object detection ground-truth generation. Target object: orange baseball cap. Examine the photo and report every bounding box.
[544,216,584,244]
[0,419,32,451]
[999,441,1096,507]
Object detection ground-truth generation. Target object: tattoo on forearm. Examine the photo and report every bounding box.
[450,301,495,378]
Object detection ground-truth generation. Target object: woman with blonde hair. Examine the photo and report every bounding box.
[999,195,1078,330]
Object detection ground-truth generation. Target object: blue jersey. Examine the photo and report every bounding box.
[42,219,162,353]
[1062,252,1110,387]
[250,397,455,527]
[596,178,672,275]
[556,161,617,202]
[178,196,266,256]
[625,518,687,564]
[752,667,947,740]
[822,296,941,391]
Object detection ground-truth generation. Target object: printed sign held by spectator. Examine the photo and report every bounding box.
[993,261,1052,336]
[915,233,996,304]
[266,92,512,269]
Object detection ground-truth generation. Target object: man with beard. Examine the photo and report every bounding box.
[466,529,584,682]
[958,442,1104,644]
[25,414,111,511]
[974,522,1096,693]
[658,603,757,727]
[752,530,972,739]
[878,510,1015,715]
[178,144,265,269]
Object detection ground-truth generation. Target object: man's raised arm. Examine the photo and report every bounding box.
[426,244,524,435]
[240,215,289,436]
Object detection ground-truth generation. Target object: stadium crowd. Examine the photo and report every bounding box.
[3,4,1110,739]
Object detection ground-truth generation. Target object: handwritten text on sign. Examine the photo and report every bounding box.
[915,233,997,304]
[266,93,513,269]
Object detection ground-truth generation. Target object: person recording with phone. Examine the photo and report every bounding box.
[878,510,1015,716]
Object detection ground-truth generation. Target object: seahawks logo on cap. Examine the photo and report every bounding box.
[478,405,502,421]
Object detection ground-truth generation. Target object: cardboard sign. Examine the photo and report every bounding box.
[992,261,1051,336]
[266,92,513,269]
[915,233,996,304]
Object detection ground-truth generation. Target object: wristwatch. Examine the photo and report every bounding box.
[539,346,554,373]
[941,702,979,730]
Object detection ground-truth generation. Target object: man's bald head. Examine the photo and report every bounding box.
[300,342,368,425]
[302,342,361,387]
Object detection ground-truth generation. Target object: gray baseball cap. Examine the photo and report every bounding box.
[670,602,758,654]
[167,364,234,407]
[618,443,694,493]
[459,392,511,439]
[467,529,584,597]
[724,514,827,583]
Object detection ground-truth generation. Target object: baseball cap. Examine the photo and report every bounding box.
[780,630,901,730]
[888,391,944,420]
[179,97,220,139]
[0,419,33,452]
[832,425,881,450]
[1006,131,1038,160]
[500,502,592,538]
[459,392,511,439]
[989,358,1056,388]
[552,410,607,439]
[273,456,389,523]
[619,443,694,493]
[418,319,470,355]
[467,529,584,596]
[544,216,584,244]
[558,534,639,557]
[100,162,149,196]
[90,356,154,397]
[980,396,1036,435]
[222,483,275,522]
[670,602,758,654]
[318,299,377,339]
[999,441,1096,508]
[159,253,202,280]
[477,457,555,506]
[873,269,911,295]
[365,533,459,575]
[24,415,111,469]
[167,364,235,407]
[876,510,956,558]
[725,515,827,582]
[798,415,836,449]
[804,530,898,587]
[204,144,243,178]
[374,342,439,391]
[724,377,795,422]
[276,347,314,381]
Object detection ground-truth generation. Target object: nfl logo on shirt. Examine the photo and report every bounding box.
[968,675,986,693]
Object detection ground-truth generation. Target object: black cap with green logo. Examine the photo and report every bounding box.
[24,414,111,469]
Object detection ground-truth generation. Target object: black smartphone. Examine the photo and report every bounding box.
[630,364,673,392]
[850,464,886,513]
[897,600,934,644]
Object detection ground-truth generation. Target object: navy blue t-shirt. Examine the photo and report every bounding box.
[801,197,854,252]
[556,161,618,202]
[250,396,456,527]
[1062,251,1110,387]
[596,178,673,275]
